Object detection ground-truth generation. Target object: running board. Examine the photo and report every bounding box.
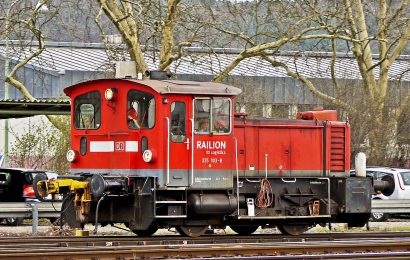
[237,215,331,220]
[155,215,187,218]
[155,201,187,204]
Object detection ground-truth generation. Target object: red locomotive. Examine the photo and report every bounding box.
[35,72,373,237]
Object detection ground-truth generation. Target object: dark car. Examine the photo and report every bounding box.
[0,168,58,225]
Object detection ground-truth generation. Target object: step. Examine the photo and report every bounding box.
[155,201,187,204]
[155,215,187,218]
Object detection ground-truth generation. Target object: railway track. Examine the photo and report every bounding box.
[1,232,410,259]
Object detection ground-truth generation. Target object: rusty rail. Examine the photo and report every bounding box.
[0,232,410,259]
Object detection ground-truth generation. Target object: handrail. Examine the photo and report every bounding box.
[190,118,194,186]
[234,137,240,216]
[165,117,170,186]
[265,154,268,179]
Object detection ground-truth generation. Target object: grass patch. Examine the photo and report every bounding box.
[309,222,410,233]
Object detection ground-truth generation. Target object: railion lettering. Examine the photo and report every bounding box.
[196,140,226,150]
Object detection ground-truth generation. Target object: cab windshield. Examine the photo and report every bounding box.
[74,91,101,130]
[127,90,156,129]
[194,98,231,134]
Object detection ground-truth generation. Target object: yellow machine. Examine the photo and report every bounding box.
[35,177,91,224]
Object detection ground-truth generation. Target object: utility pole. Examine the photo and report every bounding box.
[3,7,10,167]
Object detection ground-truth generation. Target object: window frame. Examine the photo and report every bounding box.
[74,91,101,130]
[170,101,186,143]
[126,89,156,130]
[193,97,232,135]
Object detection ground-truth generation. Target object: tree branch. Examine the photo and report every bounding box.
[388,20,410,66]
[96,0,149,74]
[159,41,192,71]
[159,0,181,71]
[260,53,355,114]
[213,31,358,82]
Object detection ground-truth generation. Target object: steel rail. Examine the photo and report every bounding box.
[0,231,410,247]
[1,239,410,259]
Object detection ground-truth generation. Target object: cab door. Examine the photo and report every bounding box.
[167,98,191,186]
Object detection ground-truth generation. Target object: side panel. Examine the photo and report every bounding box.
[235,126,246,174]
[192,135,235,189]
[258,127,290,176]
[235,123,261,177]
[244,126,260,177]
[289,127,324,176]
[249,125,325,177]
[235,119,349,178]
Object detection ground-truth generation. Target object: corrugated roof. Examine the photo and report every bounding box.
[0,41,409,81]
[0,99,70,119]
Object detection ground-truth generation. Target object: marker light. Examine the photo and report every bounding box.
[104,88,117,101]
[66,149,78,162]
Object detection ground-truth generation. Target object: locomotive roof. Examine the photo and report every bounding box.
[130,79,242,96]
[64,79,242,96]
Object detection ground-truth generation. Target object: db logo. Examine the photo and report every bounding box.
[115,141,125,151]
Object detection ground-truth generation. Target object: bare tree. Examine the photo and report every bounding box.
[204,0,410,165]
[0,1,73,131]
[0,0,70,171]
[1,0,408,165]
[94,0,218,74]
[0,0,55,100]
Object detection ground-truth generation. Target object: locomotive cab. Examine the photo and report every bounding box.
[65,79,240,187]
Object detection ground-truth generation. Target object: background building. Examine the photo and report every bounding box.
[0,41,409,167]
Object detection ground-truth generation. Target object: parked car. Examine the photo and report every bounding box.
[0,168,58,226]
[351,167,410,222]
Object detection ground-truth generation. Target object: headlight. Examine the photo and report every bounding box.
[104,88,117,101]
[66,149,78,162]
[142,150,153,163]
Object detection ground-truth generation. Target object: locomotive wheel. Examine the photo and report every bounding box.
[230,225,259,235]
[61,194,83,229]
[277,224,309,236]
[132,224,159,237]
[176,225,208,237]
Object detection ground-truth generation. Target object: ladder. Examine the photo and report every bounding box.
[154,188,187,218]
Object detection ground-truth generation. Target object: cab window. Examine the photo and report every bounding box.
[127,90,156,129]
[170,102,186,142]
[194,98,231,134]
[74,91,101,130]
